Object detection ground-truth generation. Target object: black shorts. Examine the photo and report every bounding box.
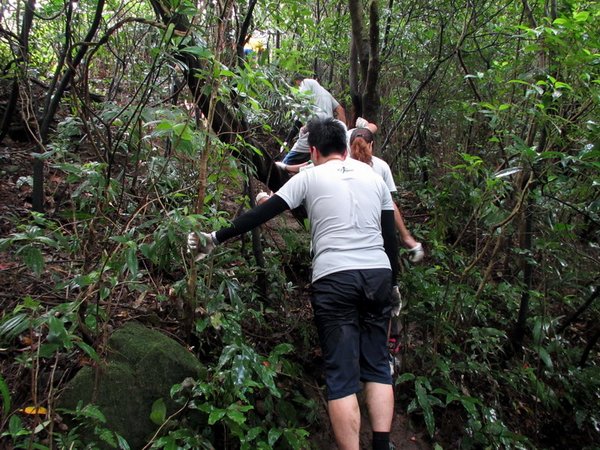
[310,269,393,400]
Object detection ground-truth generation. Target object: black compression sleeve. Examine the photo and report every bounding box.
[215,195,289,243]
[381,209,398,282]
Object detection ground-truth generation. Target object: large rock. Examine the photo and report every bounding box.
[59,322,205,448]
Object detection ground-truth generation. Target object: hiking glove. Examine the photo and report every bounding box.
[408,242,424,263]
[187,231,217,260]
[356,117,369,128]
[391,285,402,317]
[255,191,271,205]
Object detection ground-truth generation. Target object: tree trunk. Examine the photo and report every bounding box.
[0,0,35,144]
[348,0,381,123]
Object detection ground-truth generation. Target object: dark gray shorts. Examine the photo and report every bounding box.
[310,269,393,400]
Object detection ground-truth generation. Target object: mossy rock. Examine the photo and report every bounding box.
[59,322,205,448]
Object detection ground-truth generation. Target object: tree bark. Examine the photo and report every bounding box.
[362,0,380,120]
[0,0,35,144]
[348,0,381,123]
[235,0,259,64]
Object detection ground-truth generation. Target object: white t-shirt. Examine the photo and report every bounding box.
[276,158,394,282]
[300,79,340,119]
[370,156,397,193]
[346,128,397,193]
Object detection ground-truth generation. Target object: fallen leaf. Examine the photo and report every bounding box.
[19,406,48,415]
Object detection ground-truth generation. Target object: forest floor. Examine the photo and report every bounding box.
[0,137,431,449]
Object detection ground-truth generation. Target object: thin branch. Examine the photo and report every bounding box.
[462,172,534,277]
[556,286,599,335]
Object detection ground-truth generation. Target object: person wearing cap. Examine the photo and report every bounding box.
[188,117,397,450]
[280,74,346,166]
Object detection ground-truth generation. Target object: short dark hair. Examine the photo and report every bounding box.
[292,73,305,83]
[306,117,347,156]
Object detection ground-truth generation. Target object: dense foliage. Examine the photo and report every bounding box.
[0,0,598,448]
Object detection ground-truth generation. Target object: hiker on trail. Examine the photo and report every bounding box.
[348,126,424,261]
[188,117,397,450]
[348,125,424,361]
[278,118,425,264]
[280,74,346,166]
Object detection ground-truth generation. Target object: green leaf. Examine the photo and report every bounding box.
[116,434,131,450]
[573,11,590,22]
[126,246,138,277]
[180,46,211,59]
[508,79,531,86]
[150,398,167,425]
[537,347,553,369]
[99,428,117,447]
[268,428,282,447]
[75,340,100,362]
[415,379,436,437]
[155,435,178,450]
[0,313,30,343]
[226,408,247,425]
[283,428,309,449]
[0,374,11,419]
[246,426,262,441]
[270,343,294,359]
[80,404,107,423]
[554,81,572,90]
[395,372,415,384]
[208,408,227,425]
[20,245,44,276]
[46,316,70,347]
[163,23,175,42]
[7,414,27,437]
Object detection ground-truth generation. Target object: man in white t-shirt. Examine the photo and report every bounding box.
[281,75,346,166]
[275,120,424,262]
[188,117,397,450]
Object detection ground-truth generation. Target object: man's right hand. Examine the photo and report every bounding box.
[187,231,217,260]
[275,161,288,171]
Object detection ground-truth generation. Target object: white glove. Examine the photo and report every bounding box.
[279,142,288,153]
[391,285,402,317]
[408,242,424,263]
[275,161,288,171]
[187,231,217,260]
[255,191,271,204]
[356,117,369,128]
